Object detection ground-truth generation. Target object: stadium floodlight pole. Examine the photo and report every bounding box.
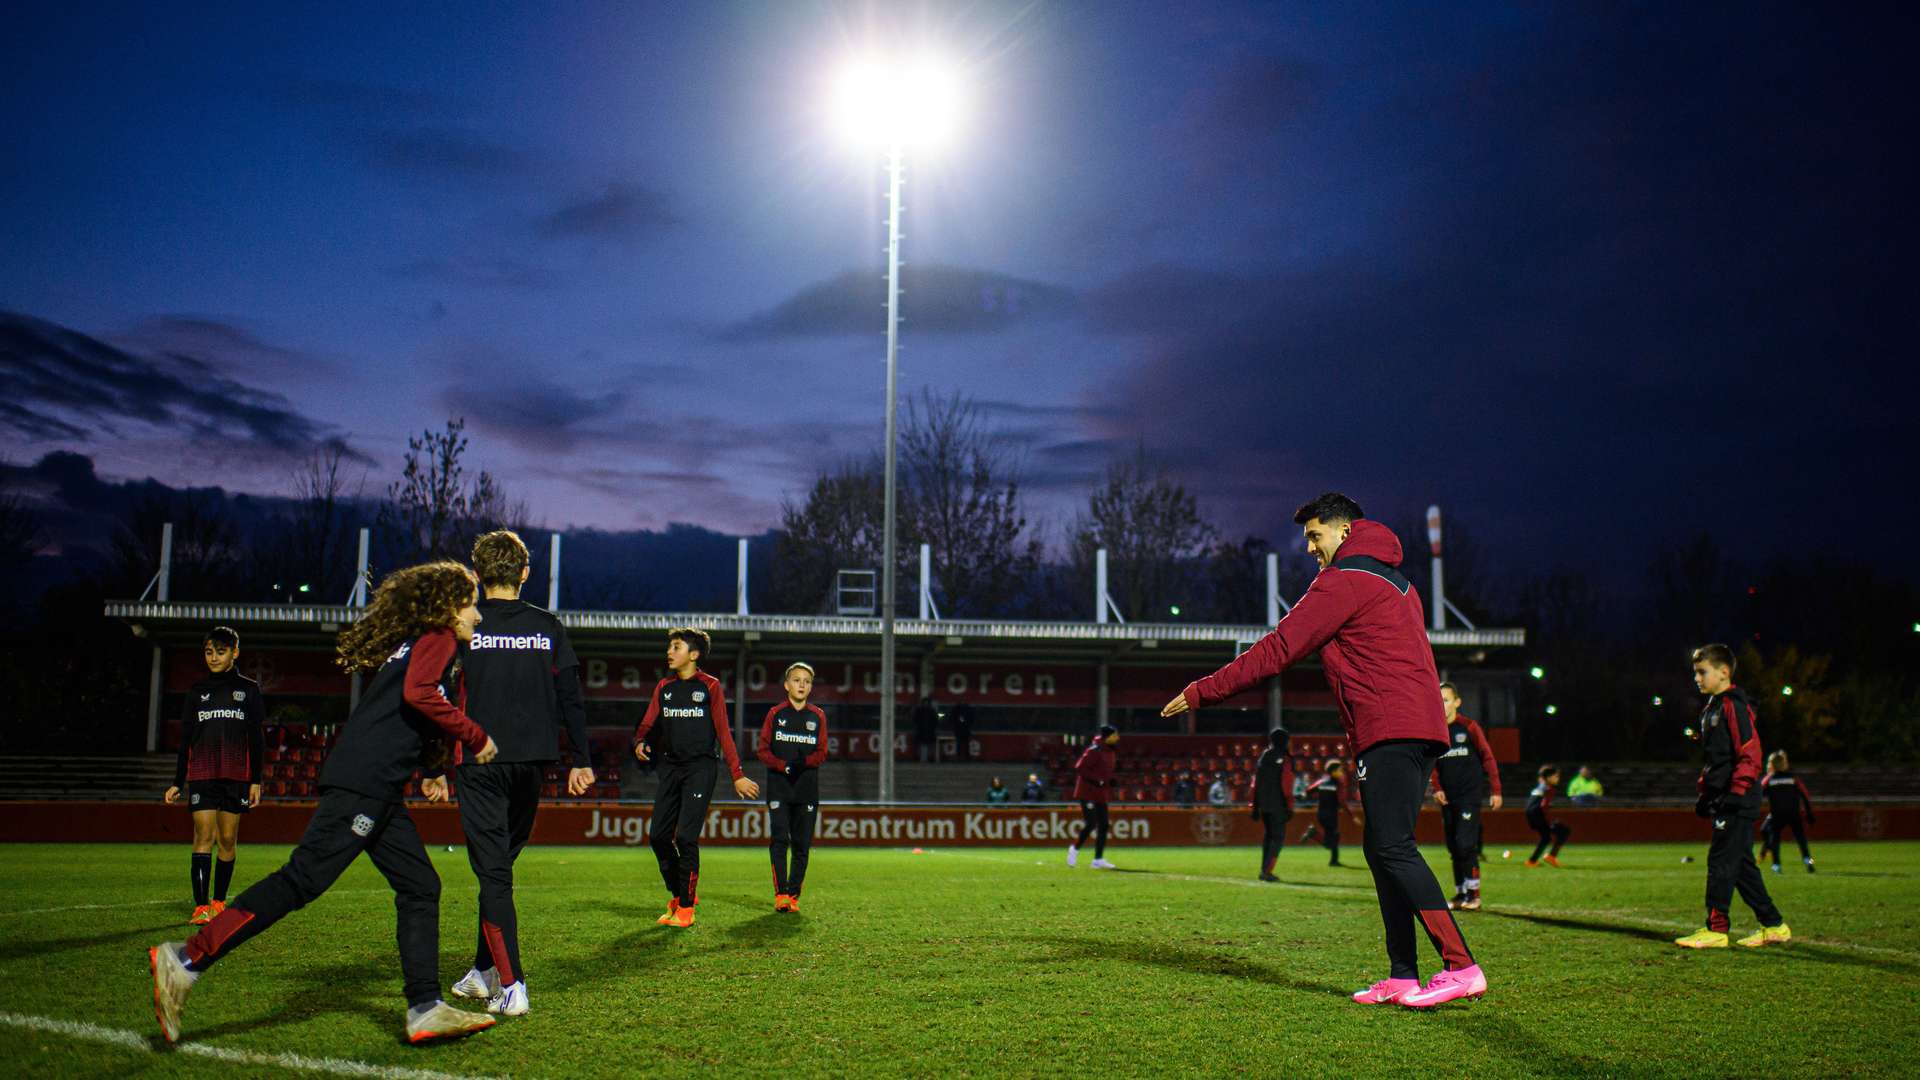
[835,55,962,804]
[879,140,903,805]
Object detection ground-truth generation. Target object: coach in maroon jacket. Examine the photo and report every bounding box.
[1163,492,1483,1007]
[1067,725,1118,869]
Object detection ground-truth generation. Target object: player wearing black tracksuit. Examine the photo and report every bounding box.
[171,628,492,1017]
[1758,759,1816,873]
[1524,768,1569,866]
[1251,729,1295,881]
[450,592,590,1006]
[756,698,829,907]
[1689,677,1786,940]
[1307,766,1354,866]
[631,642,752,923]
[1431,708,1501,907]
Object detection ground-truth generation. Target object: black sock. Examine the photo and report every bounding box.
[214,856,235,902]
[191,853,212,906]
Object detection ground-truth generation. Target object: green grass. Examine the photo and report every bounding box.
[2,839,1917,1078]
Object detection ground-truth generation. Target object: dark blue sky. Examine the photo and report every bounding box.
[3,2,1912,587]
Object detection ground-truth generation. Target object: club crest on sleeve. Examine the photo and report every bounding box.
[351,814,375,837]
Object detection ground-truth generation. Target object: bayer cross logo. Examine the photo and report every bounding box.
[1191,811,1230,845]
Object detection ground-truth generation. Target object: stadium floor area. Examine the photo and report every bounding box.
[2,841,1917,1078]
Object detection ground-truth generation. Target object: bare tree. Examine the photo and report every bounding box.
[899,390,1040,616]
[768,461,896,613]
[1069,449,1217,621]
[380,418,526,563]
[110,489,243,600]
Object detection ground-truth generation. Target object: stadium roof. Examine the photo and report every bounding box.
[104,601,1524,667]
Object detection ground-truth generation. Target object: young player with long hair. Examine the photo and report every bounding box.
[163,626,264,925]
[147,561,501,1046]
[756,661,829,912]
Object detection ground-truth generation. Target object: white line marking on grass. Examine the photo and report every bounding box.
[922,850,1920,961]
[0,1011,505,1080]
[0,888,398,919]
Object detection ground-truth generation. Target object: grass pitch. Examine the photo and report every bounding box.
[1,838,1917,1078]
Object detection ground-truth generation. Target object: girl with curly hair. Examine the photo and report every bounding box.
[150,560,501,1046]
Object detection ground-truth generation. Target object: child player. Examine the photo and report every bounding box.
[1675,644,1791,949]
[1431,682,1502,908]
[756,662,830,912]
[1757,750,1816,874]
[1251,727,1294,881]
[1523,765,1569,867]
[1067,725,1118,869]
[632,628,760,927]
[148,561,501,1045]
[443,530,594,1018]
[1306,760,1360,867]
[163,626,265,925]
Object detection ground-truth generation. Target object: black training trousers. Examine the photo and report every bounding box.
[184,786,442,1006]
[457,760,543,985]
[765,768,821,896]
[651,757,719,907]
[1318,806,1342,862]
[1358,740,1475,980]
[1259,809,1291,873]
[1760,814,1811,862]
[1075,801,1109,858]
[1526,809,1569,862]
[1706,807,1782,932]
[1441,799,1483,890]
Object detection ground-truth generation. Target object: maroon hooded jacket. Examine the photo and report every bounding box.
[1181,520,1446,756]
[1072,742,1116,804]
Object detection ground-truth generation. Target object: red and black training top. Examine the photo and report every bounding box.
[756,702,830,773]
[1071,742,1116,804]
[1180,522,1447,756]
[1431,713,1502,802]
[1697,685,1765,813]
[1252,747,1295,815]
[1307,771,1351,815]
[319,628,490,802]
[631,670,746,780]
[174,669,265,788]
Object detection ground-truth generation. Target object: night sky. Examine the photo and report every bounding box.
[3,2,1912,589]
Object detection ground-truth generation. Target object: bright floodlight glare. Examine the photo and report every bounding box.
[834,56,963,149]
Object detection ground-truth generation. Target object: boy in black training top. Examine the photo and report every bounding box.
[148,562,501,1046]
[1251,727,1295,881]
[442,530,594,1018]
[163,626,265,926]
[1757,749,1816,874]
[632,627,759,928]
[756,661,830,912]
[1430,682,1502,909]
[1306,761,1360,866]
[1524,765,1569,867]
[1676,644,1790,949]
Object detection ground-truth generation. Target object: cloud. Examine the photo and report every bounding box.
[537,181,679,242]
[361,126,531,179]
[113,315,340,381]
[723,265,1078,340]
[443,378,631,454]
[390,256,556,290]
[0,311,361,459]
